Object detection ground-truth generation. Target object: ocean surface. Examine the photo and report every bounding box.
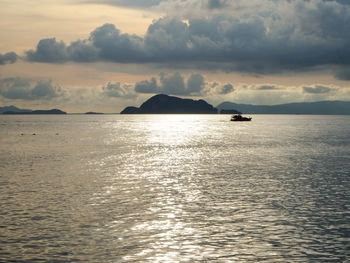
[0,114,349,262]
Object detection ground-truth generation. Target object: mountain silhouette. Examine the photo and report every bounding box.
[217,101,350,115]
[3,109,66,114]
[121,94,217,114]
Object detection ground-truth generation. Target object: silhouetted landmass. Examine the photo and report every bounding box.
[121,94,218,114]
[120,107,140,114]
[0,105,31,114]
[3,109,66,114]
[217,101,350,115]
[85,112,104,114]
[220,109,241,114]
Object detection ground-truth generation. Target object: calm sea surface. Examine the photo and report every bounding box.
[0,114,349,262]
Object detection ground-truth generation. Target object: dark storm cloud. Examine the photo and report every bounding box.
[25,0,350,76]
[0,78,63,100]
[0,52,18,65]
[25,17,266,64]
[303,85,332,94]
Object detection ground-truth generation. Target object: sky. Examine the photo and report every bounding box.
[0,0,350,112]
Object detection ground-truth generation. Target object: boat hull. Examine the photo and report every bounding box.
[230,114,252,121]
[231,118,252,121]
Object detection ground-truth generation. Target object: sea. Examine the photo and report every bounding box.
[0,114,349,262]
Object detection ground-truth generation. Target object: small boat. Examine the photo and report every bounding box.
[230,114,252,121]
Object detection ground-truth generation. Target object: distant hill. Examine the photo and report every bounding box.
[219,109,242,114]
[121,94,218,114]
[0,105,31,114]
[85,112,104,114]
[217,101,350,115]
[3,109,66,114]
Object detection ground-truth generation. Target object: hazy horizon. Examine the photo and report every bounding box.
[1,95,349,114]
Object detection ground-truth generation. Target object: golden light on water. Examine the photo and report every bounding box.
[143,115,213,146]
[115,115,218,261]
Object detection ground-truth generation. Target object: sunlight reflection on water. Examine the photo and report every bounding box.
[0,114,349,262]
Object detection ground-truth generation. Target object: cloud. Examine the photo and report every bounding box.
[134,73,207,96]
[26,38,98,63]
[0,78,63,100]
[219,83,234,94]
[303,85,332,94]
[135,77,160,93]
[334,70,350,81]
[26,38,68,63]
[187,73,205,94]
[83,0,350,15]
[0,52,18,65]
[83,0,223,9]
[159,72,186,95]
[324,0,350,5]
[207,0,227,9]
[31,80,63,99]
[90,24,144,63]
[101,82,135,98]
[83,0,163,8]
[159,72,209,96]
[256,85,280,90]
[23,0,350,77]
[205,82,235,95]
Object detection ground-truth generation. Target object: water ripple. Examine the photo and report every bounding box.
[0,115,349,262]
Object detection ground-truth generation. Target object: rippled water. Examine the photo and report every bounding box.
[0,114,349,262]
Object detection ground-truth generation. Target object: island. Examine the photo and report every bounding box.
[85,112,104,114]
[220,109,242,114]
[120,94,218,114]
[3,109,67,114]
[217,100,350,115]
[0,105,31,114]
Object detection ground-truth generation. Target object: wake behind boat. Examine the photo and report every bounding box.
[231,114,252,121]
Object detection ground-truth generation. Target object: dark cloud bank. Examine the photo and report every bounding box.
[303,85,333,94]
[0,78,63,100]
[85,0,350,9]
[22,0,350,78]
[83,0,227,9]
[334,70,350,81]
[0,52,18,65]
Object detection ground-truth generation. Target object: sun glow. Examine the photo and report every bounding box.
[143,115,209,146]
